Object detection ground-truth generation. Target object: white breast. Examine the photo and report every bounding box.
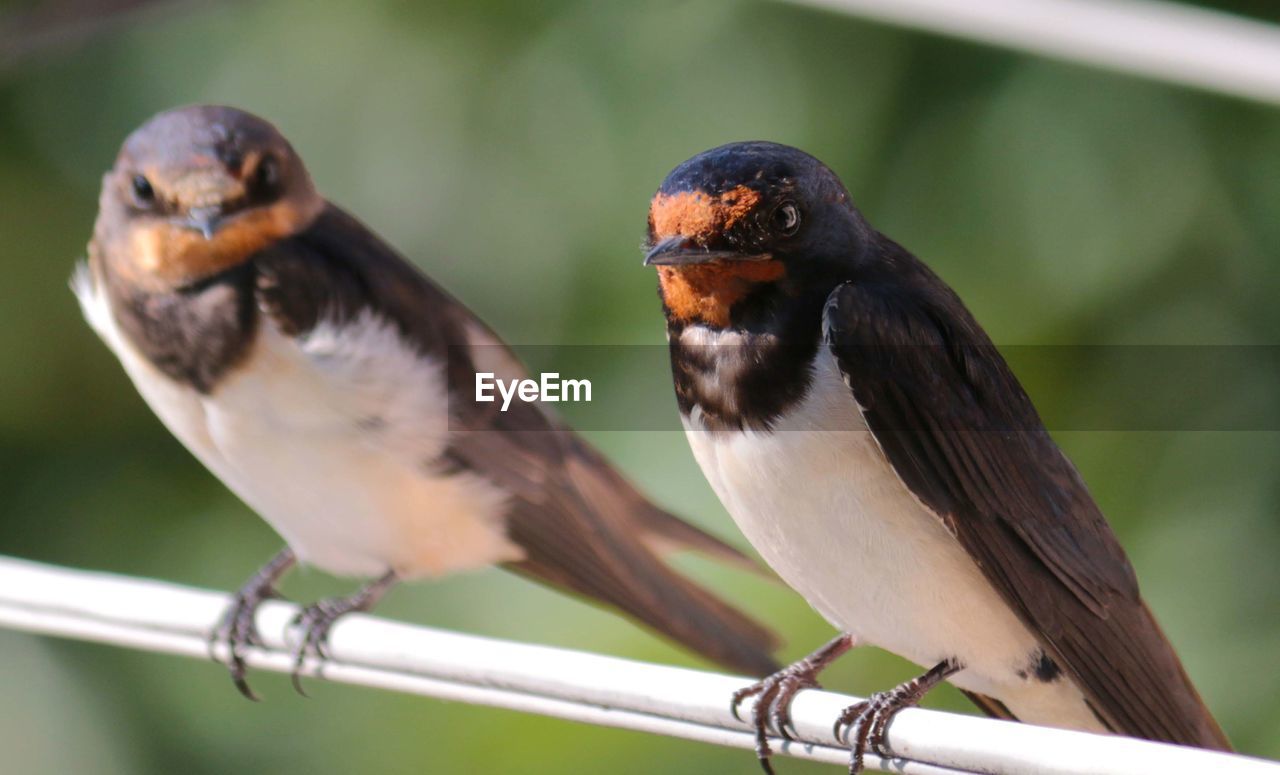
[74,266,519,579]
[679,325,1104,730]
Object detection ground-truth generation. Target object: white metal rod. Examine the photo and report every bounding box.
[783,0,1280,106]
[0,555,1274,775]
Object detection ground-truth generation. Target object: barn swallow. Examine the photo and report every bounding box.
[73,106,781,700]
[643,142,1231,773]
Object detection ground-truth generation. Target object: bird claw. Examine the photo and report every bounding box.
[731,667,819,774]
[209,582,281,701]
[833,696,885,775]
[735,665,820,736]
[209,548,296,700]
[833,659,961,774]
[731,634,856,775]
[771,672,817,741]
[287,571,397,696]
[288,599,347,696]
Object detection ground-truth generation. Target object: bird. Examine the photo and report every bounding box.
[73,105,781,701]
[641,141,1231,773]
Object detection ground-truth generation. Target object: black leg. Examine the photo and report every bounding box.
[731,634,857,775]
[210,547,297,700]
[833,658,962,774]
[289,570,398,695]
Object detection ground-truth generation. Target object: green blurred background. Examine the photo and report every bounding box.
[2,0,1278,771]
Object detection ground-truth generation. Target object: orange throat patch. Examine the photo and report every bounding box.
[649,185,784,326]
[657,261,785,327]
[120,199,321,289]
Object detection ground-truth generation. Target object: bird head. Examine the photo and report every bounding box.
[644,141,866,327]
[92,105,324,289]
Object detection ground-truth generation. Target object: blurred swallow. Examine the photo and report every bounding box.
[643,142,1231,772]
[75,106,780,700]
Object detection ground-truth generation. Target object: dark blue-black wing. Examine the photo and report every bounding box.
[822,275,1228,750]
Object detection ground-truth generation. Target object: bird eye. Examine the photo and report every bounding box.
[251,155,281,198]
[772,201,801,236]
[131,174,156,207]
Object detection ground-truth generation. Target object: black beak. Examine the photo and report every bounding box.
[643,236,770,266]
[184,206,224,240]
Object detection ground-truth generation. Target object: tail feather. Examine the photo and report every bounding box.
[503,454,780,677]
[1132,601,1233,750]
[583,462,774,579]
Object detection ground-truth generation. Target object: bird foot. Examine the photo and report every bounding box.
[833,658,961,774]
[210,548,296,701]
[289,570,397,696]
[731,634,856,775]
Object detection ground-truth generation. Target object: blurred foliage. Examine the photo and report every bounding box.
[0,0,1278,771]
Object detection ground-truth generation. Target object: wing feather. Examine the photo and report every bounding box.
[822,270,1228,750]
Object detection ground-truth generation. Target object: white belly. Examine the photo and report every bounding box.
[75,268,519,579]
[683,344,1104,730]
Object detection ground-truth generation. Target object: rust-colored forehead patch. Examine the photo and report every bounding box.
[649,185,761,243]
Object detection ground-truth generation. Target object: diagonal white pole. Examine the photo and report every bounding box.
[0,555,1276,775]
[783,0,1280,106]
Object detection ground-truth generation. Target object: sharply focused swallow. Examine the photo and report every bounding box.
[74,106,781,699]
[643,142,1231,772]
